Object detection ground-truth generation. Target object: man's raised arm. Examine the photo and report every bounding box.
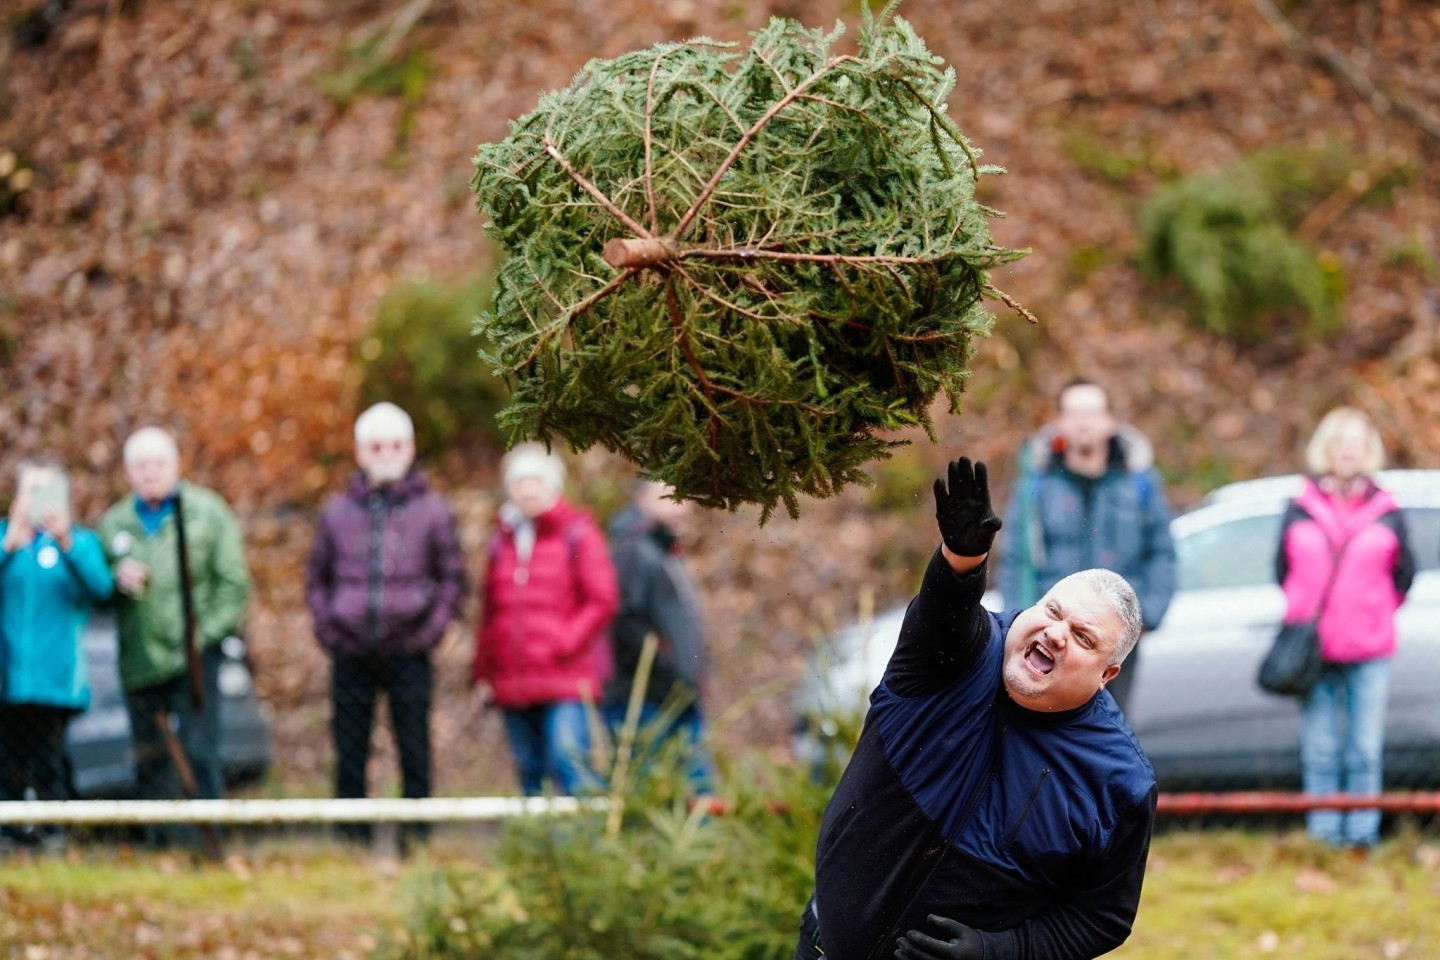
[886,457,1003,696]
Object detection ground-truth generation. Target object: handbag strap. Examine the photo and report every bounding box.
[1308,532,1354,621]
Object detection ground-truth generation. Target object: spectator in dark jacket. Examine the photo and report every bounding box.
[603,480,713,795]
[472,443,618,797]
[998,379,1175,714]
[306,403,466,846]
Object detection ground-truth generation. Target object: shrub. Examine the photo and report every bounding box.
[379,743,832,959]
[355,272,510,460]
[1137,146,1355,343]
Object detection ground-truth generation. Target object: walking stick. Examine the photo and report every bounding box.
[173,494,203,712]
[151,711,224,862]
[166,493,223,861]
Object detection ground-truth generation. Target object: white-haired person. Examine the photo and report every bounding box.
[471,443,618,796]
[305,402,466,851]
[99,427,251,849]
[1276,407,1414,852]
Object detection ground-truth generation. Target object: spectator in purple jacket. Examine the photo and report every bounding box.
[306,402,466,849]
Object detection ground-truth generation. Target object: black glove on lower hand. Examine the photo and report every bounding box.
[933,456,1002,558]
[894,915,986,960]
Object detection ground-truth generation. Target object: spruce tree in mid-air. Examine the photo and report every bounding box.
[471,2,1029,521]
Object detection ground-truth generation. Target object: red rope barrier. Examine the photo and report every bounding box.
[1157,792,1440,814]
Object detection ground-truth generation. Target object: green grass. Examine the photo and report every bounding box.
[1116,828,1440,958]
[2,827,1439,958]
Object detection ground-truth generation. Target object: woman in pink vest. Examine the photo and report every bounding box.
[1275,408,1414,850]
[472,444,618,796]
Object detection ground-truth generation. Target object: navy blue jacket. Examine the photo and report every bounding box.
[812,551,1156,960]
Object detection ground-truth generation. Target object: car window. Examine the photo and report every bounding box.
[1176,504,1440,592]
[1176,513,1284,590]
[1404,506,1440,572]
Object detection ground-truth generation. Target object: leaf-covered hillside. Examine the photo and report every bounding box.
[1,0,1436,767]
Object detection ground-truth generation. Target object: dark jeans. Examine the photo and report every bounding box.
[331,651,433,845]
[123,642,224,849]
[0,704,73,845]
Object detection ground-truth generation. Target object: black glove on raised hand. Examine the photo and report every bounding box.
[933,456,1002,558]
[894,915,986,960]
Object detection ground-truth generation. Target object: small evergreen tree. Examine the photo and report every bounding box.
[356,272,509,459]
[1137,147,1354,343]
[470,4,1026,521]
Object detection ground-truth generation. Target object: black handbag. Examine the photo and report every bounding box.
[1257,620,1323,696]
[1258,534,1351,697]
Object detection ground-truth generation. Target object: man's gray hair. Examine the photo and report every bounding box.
[354,402,415,444]
[123,427,179,466]
[1062,568,1144,665]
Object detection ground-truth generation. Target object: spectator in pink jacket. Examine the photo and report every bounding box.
[1276,407,1414,851]
[472,444,618,796]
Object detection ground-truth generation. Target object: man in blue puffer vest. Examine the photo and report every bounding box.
[998,379,1175,715]
[795,456,1156,960]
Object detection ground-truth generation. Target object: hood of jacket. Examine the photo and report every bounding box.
[496,496,592,539]
[608,504,678,554]
[344,469,430,505]
[1022,422,1156,476]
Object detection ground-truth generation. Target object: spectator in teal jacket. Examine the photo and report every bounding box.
[0,459,114,851]
[98,427,250,847]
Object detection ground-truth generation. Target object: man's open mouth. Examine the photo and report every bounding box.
[1026,641,1056,676]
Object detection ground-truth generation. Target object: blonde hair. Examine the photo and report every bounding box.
[1304,407,1385,477]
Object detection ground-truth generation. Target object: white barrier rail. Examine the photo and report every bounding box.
[0,796,606,825]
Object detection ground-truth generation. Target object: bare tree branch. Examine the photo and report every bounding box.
[1248,0,1440,144]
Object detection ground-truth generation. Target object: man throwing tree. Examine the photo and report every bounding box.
[795,457,1156,960]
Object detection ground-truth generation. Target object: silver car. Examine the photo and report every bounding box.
[794,470,1440,791]
[64,610,275,797]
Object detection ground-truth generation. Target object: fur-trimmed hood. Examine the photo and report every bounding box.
[1020,422,1156,475]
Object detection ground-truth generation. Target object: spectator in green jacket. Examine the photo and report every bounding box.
[1,459,114,853]
[99,427,250,848]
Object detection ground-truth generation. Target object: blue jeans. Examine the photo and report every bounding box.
[1301,658,1389,847]
[603,700,715,795]
[501,701,598,796]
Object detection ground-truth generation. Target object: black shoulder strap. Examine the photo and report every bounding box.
[173,492,203,710]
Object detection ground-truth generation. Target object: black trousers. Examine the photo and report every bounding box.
[331,651,433,844]
[124,643,224,849]
[0,704,72,844]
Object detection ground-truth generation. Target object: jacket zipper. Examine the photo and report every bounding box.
[1004,767,1052,844]
[366,493,387,648]
[865,717,1010,960]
